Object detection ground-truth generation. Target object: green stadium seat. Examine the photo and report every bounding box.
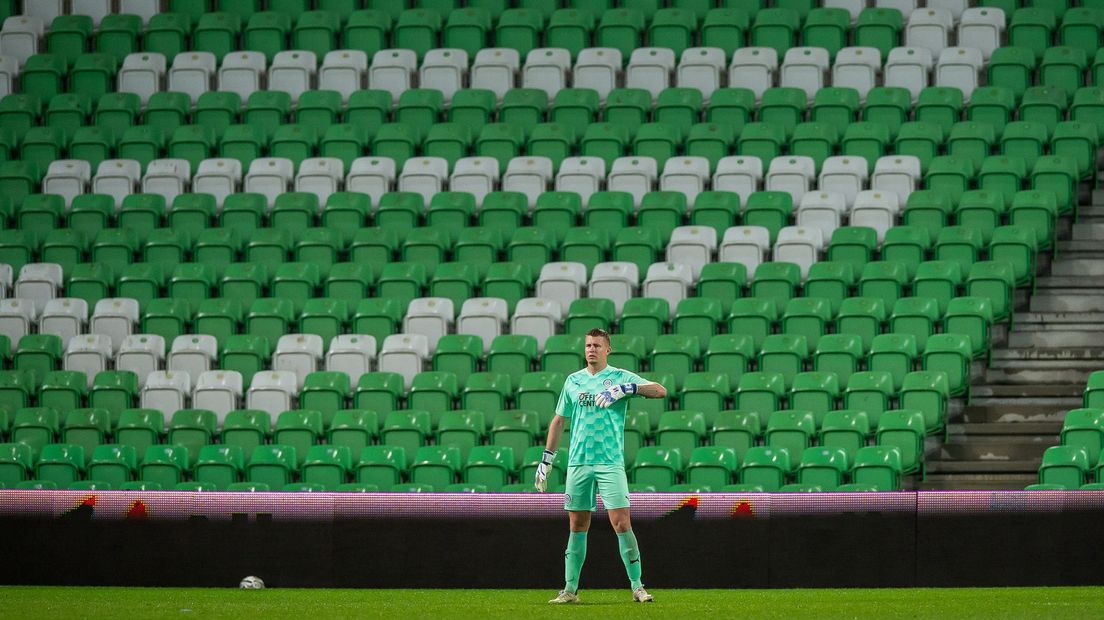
[781,297,832,354]
[464,445,515,491]
[650,334,699,391]
[868,333,917,393]
[350,373,403,414]
[844,371,895,429]
[819,410,870,466]
[852,445,902,490]
[987,47,1035,101]
[36,443,85,486]
[1071,86,1104,140]
[273,409,324,469]
[410,445,462,488]
[194,444,245,490]
[487,335,537,386]
[889,298,940,354]
[844,120,897,171]
[901,191,954,244]
[915,87,964,136]
[115,409,164,460]
[517,371,567,417]
[168,409,217,468]
[827,226,877,273]
[15,334,63,380]
[11,407,60,459]
[685,446,738,489]
[758,334,808,390]
[966,261,1016,323]
[247,444,298,488]
[381,410,433,468]
[622,410,651,468]
[604,225,659,276]
[0,442,33,485]
[38,371,87,414]
[656,410,707,459]
[789,371,840,428]
[61,407,110,463]
[356,445,407,487]
[749,261,800,314]
[541,335,584,375]
[490,410,540,469]
[739,446,789,491]
[735,372,785,418]
[631,446,682,491]
[710,411,760,463]
[222,410,272,457]
[327,409,378,458]
[895,123,943,172]
[429,335,482,387]
[1031,155,1078,216]
[436,410,486,462]
[878,228,928,282]
[408,371,459,424]
[876,409,926,477]
[966,86,1015,137]
[943,297,994,361]
[1085,371,1104,409]
[797,446,848,490]
[862,88,911,140]
[1040,46,1087,98]
[678,373,730,425]
[854,8,901,57]
[221,335,271,385]
[140,444,190,488]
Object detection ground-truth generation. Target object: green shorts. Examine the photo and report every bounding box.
[564,464,631,512]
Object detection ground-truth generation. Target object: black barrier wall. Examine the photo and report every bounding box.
[1,504,1102,588]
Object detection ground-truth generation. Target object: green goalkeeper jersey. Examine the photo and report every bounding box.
[555,365,651,467]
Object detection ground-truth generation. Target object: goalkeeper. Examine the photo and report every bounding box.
[535,327,668,604]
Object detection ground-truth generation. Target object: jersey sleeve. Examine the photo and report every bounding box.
[619,369,652,387]
[554,379,574,419]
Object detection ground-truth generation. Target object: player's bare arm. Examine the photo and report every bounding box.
[544,415,565,454]
[635,383,667,399]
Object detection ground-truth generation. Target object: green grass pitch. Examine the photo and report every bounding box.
[3,586,1104,619]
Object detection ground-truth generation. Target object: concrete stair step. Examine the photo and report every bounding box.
[948,421,1063,435]
[1033,276,1104,290]
[933,440,1055,462]
[958,405,1069,424]
[1057,239,1104,253]
[1030,295,1104,312]
[990,357,1104,369]
[1071,225,1104,241]
[1013,311,1104,323]
[925,460,1042,474]
[991,347,1104,360]
[1027,288,1104,298]
[919,475,1038,490]
[1007,331,1104,349]
[972,384,1084,397]
[1050,259,1104,276]
[983,366,1097,385]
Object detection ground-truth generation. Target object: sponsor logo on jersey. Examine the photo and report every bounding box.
[578,392,596,407]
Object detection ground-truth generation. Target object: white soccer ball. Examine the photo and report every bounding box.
[239,576,265,590]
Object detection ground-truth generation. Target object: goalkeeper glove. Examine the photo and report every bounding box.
[534,449,555,492]
[595,383,637,408]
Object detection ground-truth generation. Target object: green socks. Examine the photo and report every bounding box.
[617,529,643,590]
[564,531,588,593]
